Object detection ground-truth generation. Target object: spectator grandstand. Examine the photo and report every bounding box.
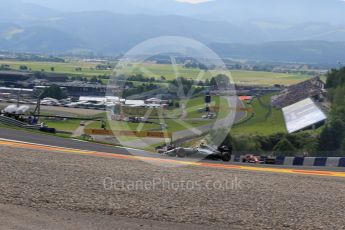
[271,77,325,108]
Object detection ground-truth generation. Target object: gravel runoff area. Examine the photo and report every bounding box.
[1,146,345,229]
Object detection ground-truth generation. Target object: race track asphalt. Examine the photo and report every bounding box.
[0,127,139,155]
[1,127,345,172]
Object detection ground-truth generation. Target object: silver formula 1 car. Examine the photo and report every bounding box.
[161,144,232,162]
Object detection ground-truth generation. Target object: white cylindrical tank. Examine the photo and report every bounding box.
[16,105,30,114]
[4,105,18,114]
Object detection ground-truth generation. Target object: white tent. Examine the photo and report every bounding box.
[282,98,327,133]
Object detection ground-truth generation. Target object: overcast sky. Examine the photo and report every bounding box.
[18,0,345,24]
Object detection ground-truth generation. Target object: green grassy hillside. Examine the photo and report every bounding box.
[231,94,286,136]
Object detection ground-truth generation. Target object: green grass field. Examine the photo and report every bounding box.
[42,119,82,132]
[107,119,211,133]
[182,96,230,119]
[2,93,288,141]
[116,63,314,85]
[117,63,211,80]
[0,60,112,77]
[229,70,313,86]
[1,60,315,86]
[231,94,286,136]
[100,96,226,134]
[39,95,229,136]
[86,120,109,130]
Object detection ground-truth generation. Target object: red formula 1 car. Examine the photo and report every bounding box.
[242,154,264,163]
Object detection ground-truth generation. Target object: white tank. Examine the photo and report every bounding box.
[16,105,30,114]
[4,105,18,114]
[3,104,30,114]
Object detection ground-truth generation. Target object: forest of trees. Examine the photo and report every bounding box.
[219,131,318,156]
[319,67,345,154]
[40,85,66,100]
